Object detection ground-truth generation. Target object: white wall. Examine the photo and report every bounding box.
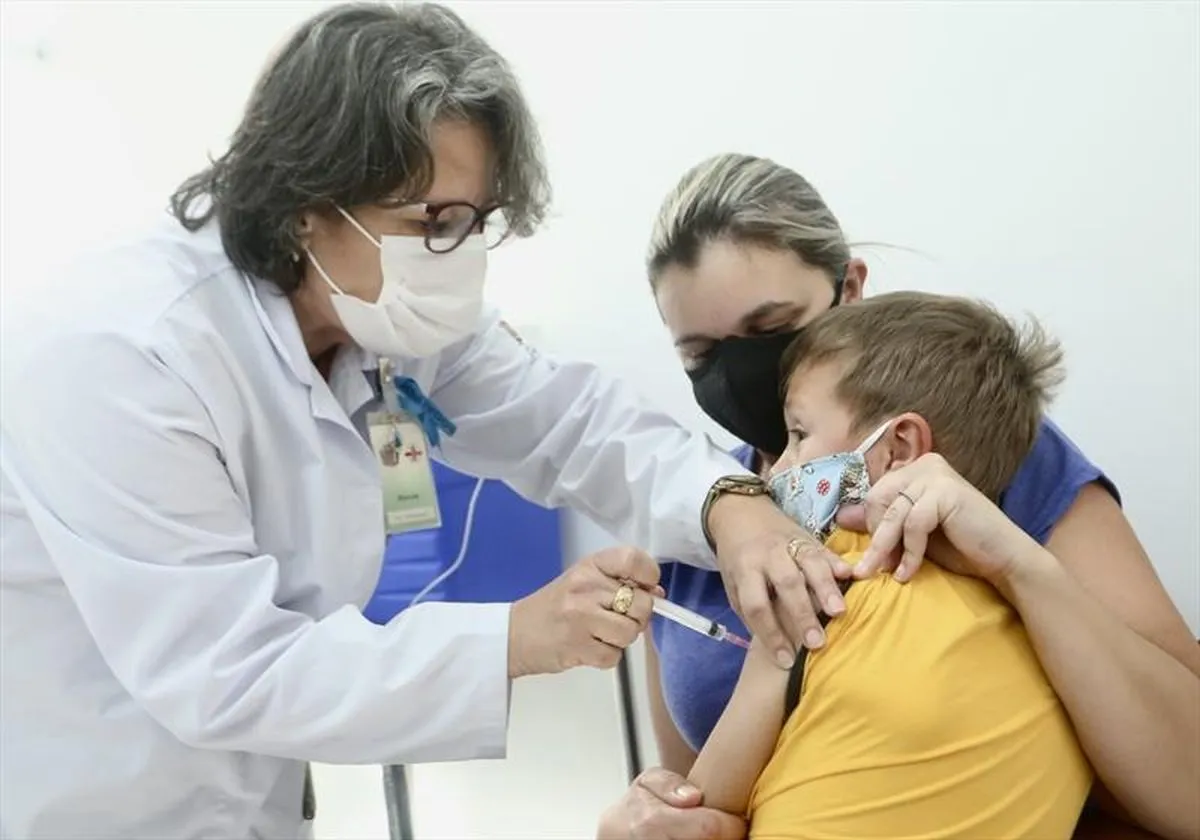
[3,0,1196,646]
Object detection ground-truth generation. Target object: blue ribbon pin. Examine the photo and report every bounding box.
[392,375,457,449]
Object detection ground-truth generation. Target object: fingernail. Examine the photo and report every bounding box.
[674,783,700,799]
[775,649,795,669]
[826,597,845,616]
[804,629,825,649]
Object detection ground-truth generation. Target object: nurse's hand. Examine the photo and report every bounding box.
[707,494,851,669]
[597,768,747,840]
[837,453,1038,586]
[507,546,659,678]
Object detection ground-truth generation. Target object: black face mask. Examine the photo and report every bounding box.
[688,279,844,457]
[688,330,800,457]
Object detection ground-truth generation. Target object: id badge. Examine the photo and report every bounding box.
[367,410,442,534]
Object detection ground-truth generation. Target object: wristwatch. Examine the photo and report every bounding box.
[701,474,770,550]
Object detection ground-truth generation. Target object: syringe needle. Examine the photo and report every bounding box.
[722,631,751,650]
[653,596,753,650]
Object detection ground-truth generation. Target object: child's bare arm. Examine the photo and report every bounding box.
[686,637,791,815]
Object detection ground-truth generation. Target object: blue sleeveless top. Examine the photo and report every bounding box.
[652,418,1119,753]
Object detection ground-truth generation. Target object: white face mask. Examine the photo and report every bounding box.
[305,207,487,358]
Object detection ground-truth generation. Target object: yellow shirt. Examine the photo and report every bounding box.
[748,529,1092,840]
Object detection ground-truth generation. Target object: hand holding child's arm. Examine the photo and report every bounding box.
[686,637,791,815]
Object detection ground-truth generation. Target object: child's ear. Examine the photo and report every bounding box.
[885,413,934,470]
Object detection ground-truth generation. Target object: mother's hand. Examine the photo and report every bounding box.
[597,768,746,840]
[707,494,853,668]
[837,453,1040,586]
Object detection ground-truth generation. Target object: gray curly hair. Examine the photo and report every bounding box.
[171,2,550,294]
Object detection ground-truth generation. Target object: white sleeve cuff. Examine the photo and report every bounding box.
[378,600,512,764]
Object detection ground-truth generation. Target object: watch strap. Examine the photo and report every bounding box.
[701,474,769,550]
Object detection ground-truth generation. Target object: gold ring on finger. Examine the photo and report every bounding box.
[786,537,808,563]
[610,584,635,615]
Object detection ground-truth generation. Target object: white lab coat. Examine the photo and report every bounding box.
[0,216,745,839]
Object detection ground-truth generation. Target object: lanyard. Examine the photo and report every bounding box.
[378,359,457,448]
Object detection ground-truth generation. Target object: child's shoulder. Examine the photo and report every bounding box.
[823,527,1009,629]
[782,529,1061,776]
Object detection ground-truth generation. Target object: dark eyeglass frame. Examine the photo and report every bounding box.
[420,201,509,254]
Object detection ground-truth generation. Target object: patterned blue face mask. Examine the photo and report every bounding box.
[767,419,892,541]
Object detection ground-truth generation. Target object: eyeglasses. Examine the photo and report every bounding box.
[418,201,510,254]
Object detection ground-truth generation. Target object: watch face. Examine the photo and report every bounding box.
[720,476,766,493]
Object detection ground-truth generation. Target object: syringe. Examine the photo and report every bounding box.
[652,596,751,650]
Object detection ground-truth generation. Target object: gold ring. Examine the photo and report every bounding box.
[610,584,635,615]
[786,537,807,562]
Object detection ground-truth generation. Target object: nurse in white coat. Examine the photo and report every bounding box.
[0,4,836,838]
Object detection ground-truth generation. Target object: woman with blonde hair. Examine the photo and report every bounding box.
[599,153,1199,840]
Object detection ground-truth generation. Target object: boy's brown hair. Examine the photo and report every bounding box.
[782,291,1065,500]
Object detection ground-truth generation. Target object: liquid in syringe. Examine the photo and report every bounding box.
[651,596,751,649]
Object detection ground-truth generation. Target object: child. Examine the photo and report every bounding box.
[687,291,1092,839]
